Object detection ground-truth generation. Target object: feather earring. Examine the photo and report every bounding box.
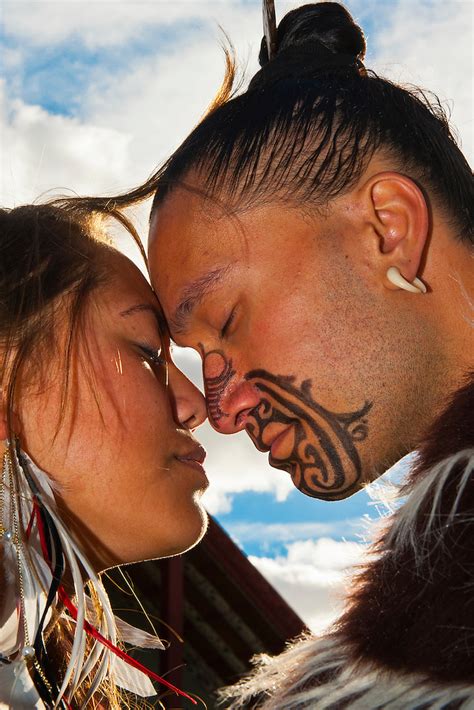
[1,441,198,707]
[0,440,59,707]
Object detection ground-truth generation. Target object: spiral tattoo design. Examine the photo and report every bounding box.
[245,370,373,499]
[203,350,236,425]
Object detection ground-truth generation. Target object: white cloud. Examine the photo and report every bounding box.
[2,1,299,51]
[225,519,361,546]
[1,46,23,70]
[2,1,228,48]
[286,537,364,569]
[83,33,234,181]
[249,537,367,632]
[202,487,234,515]
[199,423,295,514]
[370,0,473,163]
[0,86,132,206]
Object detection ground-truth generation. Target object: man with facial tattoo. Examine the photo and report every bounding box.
[111,2,473,707]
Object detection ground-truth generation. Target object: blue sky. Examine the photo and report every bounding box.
[1,20,206,117]
[1,0,471,630]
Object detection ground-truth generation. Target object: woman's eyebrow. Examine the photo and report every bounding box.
[170,265,234,334]
[120,303,167,333]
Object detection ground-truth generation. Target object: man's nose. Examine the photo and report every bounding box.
[167,362,207,430]
[205,377,261,434]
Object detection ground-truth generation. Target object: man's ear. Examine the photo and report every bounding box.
[361,172,429,287]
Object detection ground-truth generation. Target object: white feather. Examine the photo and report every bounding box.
[2,449,164,707]
[110,657,156,697]
[114,614,165,650]
[0,660,45,709]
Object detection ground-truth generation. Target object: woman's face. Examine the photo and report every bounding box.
[13,250,208,570]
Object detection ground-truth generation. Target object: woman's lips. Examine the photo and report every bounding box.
[176,444,208,479]
[178,444,206,465]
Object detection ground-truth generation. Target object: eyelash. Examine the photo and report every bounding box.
[138,344,166,368]
[220,308,236,338]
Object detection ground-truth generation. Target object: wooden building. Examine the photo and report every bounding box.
[106,515,306,708]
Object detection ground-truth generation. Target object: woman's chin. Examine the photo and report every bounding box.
[161,505,209,558]
[102,506,209,569]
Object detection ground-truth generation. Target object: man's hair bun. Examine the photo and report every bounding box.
[259,2,366,67]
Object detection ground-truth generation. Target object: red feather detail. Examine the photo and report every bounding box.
[33,498,197,705]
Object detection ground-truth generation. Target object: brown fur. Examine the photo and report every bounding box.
[339,374,474,683]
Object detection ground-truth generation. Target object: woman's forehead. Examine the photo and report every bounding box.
[99,249,158,312]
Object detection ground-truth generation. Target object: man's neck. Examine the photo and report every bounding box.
[425,228,473,391]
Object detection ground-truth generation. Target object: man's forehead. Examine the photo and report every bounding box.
[150,216,244,296]
[149,189,249,265]
[150,189,223,244]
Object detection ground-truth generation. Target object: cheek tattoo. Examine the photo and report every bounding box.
[245,370,373,499]
[203,349,236,426]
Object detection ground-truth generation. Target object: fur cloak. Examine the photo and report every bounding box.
[222,376,474,709]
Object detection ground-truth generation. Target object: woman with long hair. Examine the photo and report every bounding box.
[72,1,473,707]
[0,201,208,708]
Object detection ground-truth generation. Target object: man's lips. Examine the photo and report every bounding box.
[269,425,295,460]
[247,422,296,460]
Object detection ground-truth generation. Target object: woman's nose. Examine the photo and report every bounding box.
[167,362,207,430]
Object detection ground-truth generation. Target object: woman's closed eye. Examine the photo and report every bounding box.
[136,343,168,383]
[138,343,165,365]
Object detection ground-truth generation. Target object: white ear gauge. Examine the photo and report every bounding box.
[387,266,427,294]
[411,276,427,293]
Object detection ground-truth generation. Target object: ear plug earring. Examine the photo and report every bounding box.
[386,266,427,294]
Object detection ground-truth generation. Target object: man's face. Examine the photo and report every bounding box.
[148,187,428,499]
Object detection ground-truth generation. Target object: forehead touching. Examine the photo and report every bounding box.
[148,188,245,331]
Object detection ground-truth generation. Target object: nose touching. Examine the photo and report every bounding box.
[202,349,260,433]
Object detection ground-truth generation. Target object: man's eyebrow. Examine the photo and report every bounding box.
[171,266,233,335]
[120,303,167,333]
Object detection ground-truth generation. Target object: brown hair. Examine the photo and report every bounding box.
[0,201,146,707]
[0,201,145,430]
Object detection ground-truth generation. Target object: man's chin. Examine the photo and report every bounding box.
[268,453,293,474]
[268,454,361,501]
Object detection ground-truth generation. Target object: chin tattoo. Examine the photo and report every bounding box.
[245,370,373,499]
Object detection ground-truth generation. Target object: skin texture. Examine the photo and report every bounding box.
[244,370,372,499]
[0,251,208,570]
[148,158,473,499]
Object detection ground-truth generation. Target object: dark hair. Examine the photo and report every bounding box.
[51,2,472,247]
[145,2,472,243]
[1,205,102,423]
[0,203,124,442]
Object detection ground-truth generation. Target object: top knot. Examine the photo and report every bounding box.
[258,2,366,68]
